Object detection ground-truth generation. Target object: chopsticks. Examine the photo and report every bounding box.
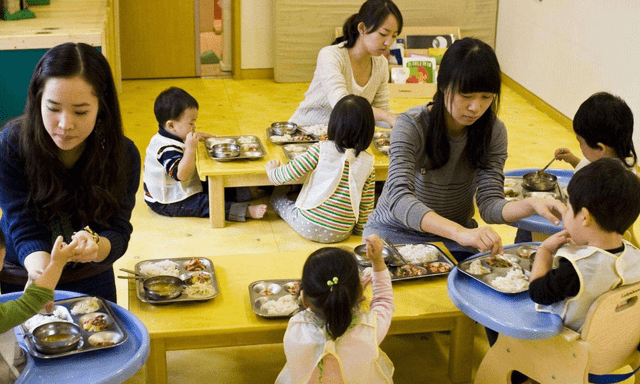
[382,238,409,266]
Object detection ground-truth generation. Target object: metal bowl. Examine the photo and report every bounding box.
[143,275,184,300]
[212,143,240,158]
[270,122,297,135]
[522,171,557,191]
[31,322,82,354]
[353,244,392,266]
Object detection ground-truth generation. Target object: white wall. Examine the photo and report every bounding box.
[241,0,274,69]
[496,1,640,153]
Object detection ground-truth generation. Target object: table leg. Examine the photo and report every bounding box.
[208,176,226,228]
[448,315,475,383]
[146,338,167,384]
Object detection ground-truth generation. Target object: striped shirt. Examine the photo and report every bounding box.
[268,143,375,234]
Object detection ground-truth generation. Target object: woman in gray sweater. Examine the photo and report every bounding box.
[364,38,566,261]
[289,0,401,128]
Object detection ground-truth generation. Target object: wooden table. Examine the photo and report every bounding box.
[196,128,390,228]
[127,246,475,384]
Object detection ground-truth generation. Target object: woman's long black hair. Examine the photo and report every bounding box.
[424,37,501,170]
[301,247,362,339]
[19,42,128,227]
[333,0,403,48]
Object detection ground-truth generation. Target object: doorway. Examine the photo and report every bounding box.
[199,0,232,78]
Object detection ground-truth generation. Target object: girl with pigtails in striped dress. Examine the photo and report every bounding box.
[265,95,376,244]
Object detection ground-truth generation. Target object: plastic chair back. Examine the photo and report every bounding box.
[581,281,640,374]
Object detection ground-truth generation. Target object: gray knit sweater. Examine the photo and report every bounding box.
[365,104,509,243]
[289,42,391,126]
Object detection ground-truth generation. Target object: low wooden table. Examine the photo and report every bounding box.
[196,128,390,228]
[127,246,474,384]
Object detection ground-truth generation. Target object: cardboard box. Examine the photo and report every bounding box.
[389,26,461,98]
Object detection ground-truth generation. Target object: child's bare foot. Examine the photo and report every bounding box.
[247,204,267,219]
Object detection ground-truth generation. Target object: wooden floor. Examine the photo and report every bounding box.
[112,78,579,383]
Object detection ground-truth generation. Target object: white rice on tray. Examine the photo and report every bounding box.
[261,295,299,315]
[468,259,490,275]
[490,269,529,292]
[138,260,180,277]
[397,244,440,264]
[302,124,327,136]
[70,297,101,315]
[23,307,72,333]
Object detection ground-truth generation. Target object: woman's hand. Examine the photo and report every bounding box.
[526,198,566,226]
[68,230,101,263]
[455,226,503,257]
[265,160,280,172]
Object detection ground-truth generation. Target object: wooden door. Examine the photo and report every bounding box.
[120,0,196,79]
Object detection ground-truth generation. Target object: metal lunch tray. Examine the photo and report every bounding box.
[248,279,302,318]
[357,243,456,282]
[296,125,328,138]
[19,296,127,359]
[267,127,319,145]
[134,257,220,304]
[372,131,390,156]
[504,176,565,202]
[457,243,539,294]
[205,135,266,162]
[282,143,313,161]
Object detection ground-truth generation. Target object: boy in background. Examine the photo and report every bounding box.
[143,87,266,222]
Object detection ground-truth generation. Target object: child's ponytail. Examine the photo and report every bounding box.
[301,248,362,339]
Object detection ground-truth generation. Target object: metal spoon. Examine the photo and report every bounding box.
[119,268,144,277]
[382,238,409,266]
[537,157,556,176]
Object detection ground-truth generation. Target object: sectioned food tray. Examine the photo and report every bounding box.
[267,127,319,145]
[372,131,390,155]
[356,243,456,282]
[19,296,127,359]
[504,176,565,202]
[282,143,313,160]
[205,135,266,161]
[134,257,219,303]
[457,243,538,294]
[249,279,302,318]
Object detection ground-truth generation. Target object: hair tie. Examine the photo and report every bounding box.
[326,277,339,291]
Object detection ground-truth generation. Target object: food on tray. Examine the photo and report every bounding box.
[301,124,328,137]
[70,297,101,315]
[270,134,315,142]
[82,314,109,332]
[237,136,256,144]
[261,294,300,316]
[484,257,512,268]
[186,258,206,271]
[377,138,390,146]
[139,260,180,277]
[184,282,216,297]
[397,244,440,264]
[286,145,308,152]
[243,144,259,152]
[395,264,427,277]
[318,133,328,141]
[286,282,301,295]
[425,262,451,273]
[93,340,116,347]
[505,189,519,198]
[188,272,211,284]
[518,249,536,259]
[490,269,529,292]
[260,288,276,296]
[42,333,74,343]
[24,307,71,333]
[468,259,491,275]
[147,282,179,296]
[504,179,518,187]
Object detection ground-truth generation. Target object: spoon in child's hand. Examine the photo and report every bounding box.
[537,157,556,176]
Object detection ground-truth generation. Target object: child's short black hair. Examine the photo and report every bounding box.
[567,158,640,234]
[0,228,5,249]
[154,87,199,129]
[328,95,375,157]
[573,92,637,168]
